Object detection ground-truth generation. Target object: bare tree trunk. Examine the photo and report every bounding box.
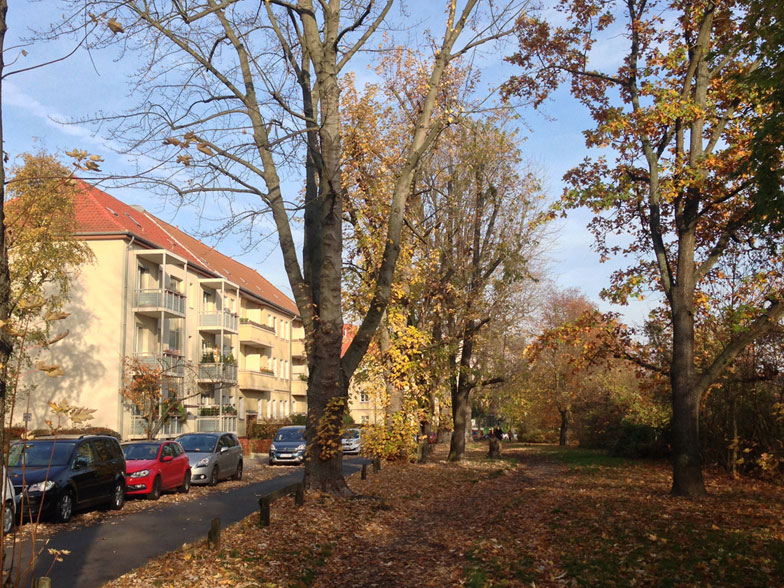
[670,282,707,496]
[558,408,570,446]
[303,318,350,495]
[449,328,476,461]
[730,392,738,478]
[378,315,401,417]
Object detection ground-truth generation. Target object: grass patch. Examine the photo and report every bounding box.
[531,445,632,469]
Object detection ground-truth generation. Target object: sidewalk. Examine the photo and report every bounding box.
[7,459,365,588]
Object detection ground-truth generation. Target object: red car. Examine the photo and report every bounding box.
[122,440,191,500]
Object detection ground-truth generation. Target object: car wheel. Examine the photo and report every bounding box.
[179,470,191,493]
[110,481,125,510]
[148,476,162,501]
[54,490,73,523]
[3,500,14,534]
[209,466,218,486]
[232,460,243,481]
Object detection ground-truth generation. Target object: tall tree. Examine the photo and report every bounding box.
[505,0,784,495]
[407,118,545,462]
[64,1,524,493]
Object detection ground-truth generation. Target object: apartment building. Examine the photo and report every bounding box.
[22,182,306,439]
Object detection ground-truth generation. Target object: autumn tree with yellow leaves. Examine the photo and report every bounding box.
[505,0,784,496]
[56,0,528,493]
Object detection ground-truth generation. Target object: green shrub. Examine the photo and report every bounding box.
[611,421,670,459]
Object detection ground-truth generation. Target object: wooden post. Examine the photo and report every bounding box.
[294,483,304,506]
[373,457,381,473]
[34,579,52,588]
[361,463,367,480]
[259,497,271,527]
[208,517,221,548]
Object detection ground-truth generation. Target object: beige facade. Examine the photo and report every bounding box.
[21,207,305,439]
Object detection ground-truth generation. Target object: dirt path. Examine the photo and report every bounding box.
[314,444,571,587]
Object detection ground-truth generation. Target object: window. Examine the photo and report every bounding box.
[162,444,174,458]
[360,392,370,403]
[361,416,370,424]
[168,276,182,293]
[76,442,95,466]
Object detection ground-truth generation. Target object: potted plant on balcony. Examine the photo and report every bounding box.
[223,405,238,415]
[200,350,214,364]
[222,352,236,365]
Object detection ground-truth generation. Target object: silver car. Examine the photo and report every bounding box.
[176,433,243,486]
[341,428,361,455]
[2,466,17,534]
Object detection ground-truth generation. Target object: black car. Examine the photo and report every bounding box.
[9,435,126,523]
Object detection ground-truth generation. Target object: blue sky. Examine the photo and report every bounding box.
[4,1,657,327]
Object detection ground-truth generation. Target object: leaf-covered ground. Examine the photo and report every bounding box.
[103,444,784,587]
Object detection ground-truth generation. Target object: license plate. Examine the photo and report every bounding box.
[280,453,292,458]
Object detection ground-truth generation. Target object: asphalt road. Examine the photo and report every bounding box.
[6,458,366,588]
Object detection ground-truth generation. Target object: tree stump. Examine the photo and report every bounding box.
[488,437,501,458]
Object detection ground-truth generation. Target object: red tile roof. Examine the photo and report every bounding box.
[73,181,299,316]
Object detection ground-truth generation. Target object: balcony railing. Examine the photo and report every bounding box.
[239,319,275,348]
[200,311,239,332]
[291,379,307,396]
[238,369,276,391]
[133,352,185,377]
[198,363,238,383]
[134,289,186,316]
[291,338,305,358]
[196,415,237,433]
[128,415,183,438]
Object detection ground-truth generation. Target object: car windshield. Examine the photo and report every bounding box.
[275,428,305,442]
[8,441,76,467]
[177,435,217,452]
[342,430,360,440]
[122,444,160,460]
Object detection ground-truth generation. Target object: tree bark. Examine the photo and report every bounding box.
[558,408,570,446]
[448,327,476,461]
[669,279,707,496]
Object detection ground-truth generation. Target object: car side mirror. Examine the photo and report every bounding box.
[161,455,173,462]
[73,457,89,470]
[220,447,229,454]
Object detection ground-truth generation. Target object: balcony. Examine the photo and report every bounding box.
[199,311,239,333]
[134,289,186,318]
[198,363,238,384]
[127,415,183,439]
[291,338,305,358]
[238,369,276,392]
[239,319,275,348]
[195,414,237,433]
[292,378,307,397]
[133,352,186,378]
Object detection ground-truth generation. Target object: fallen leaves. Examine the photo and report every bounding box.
[93,445,784,587]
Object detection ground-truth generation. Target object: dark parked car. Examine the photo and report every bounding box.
[8,435,126,523]
[176,432,243,485]
[122,440,191,499]
[269,426,306,465]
